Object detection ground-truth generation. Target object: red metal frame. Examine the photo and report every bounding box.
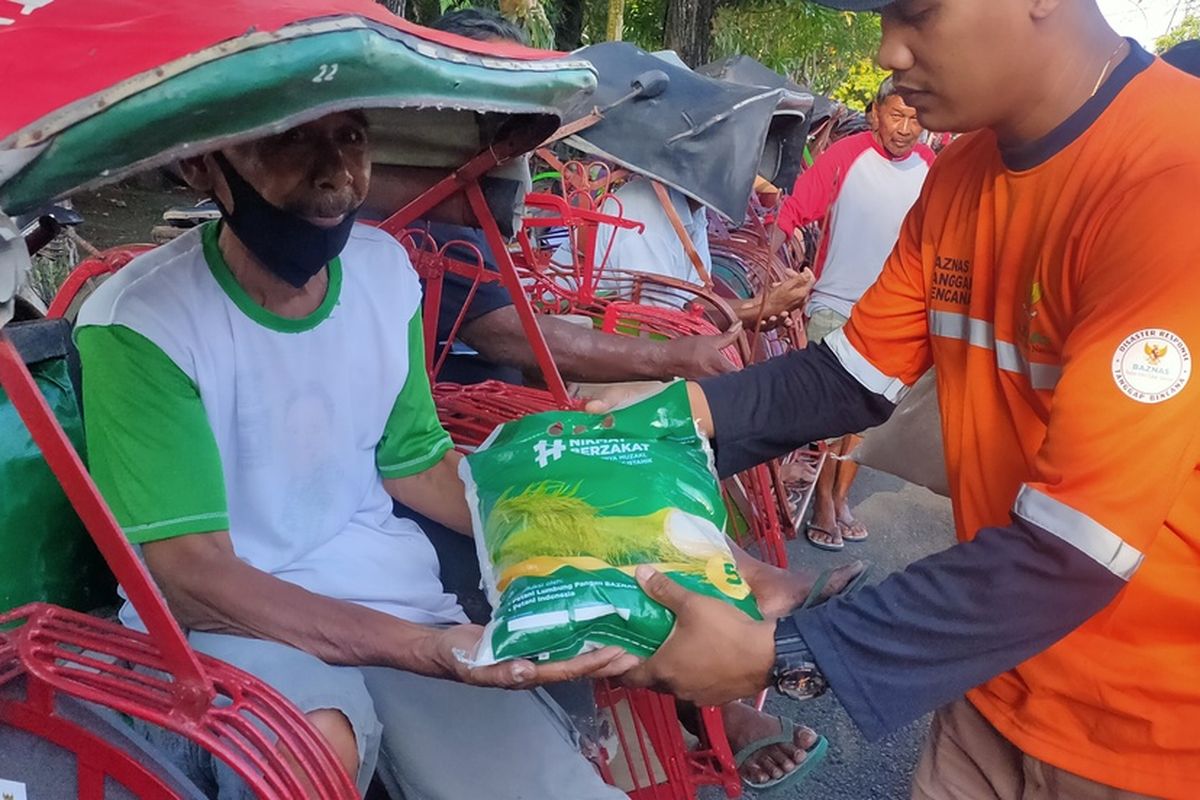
[515,191,642,309]
[0,333,356,798]
[375,150,746,797]
[46,245,155,319]
[508,160,799,567]
[592,683,741,800]
[22,135,755,797]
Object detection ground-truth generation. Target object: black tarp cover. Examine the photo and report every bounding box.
[560,42,788,221]
[696,54,833,190]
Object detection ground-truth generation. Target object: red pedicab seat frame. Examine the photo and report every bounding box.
[1,1,638,796]
[512,168,796,567]
[32,152,744,800]
[374,187,744,797]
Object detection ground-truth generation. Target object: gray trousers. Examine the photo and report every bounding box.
[139,632,623,800]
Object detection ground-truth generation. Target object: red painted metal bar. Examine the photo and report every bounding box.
[0,332,212,710]
[395,230,444,375]
[78,760,105,800]
[46,245,154,319]
[0,696,181,797]
[696,705,742,797]
[464,180,572,406]
[1,603,358,798]
[428,240,487,381]
[375,134,530,236]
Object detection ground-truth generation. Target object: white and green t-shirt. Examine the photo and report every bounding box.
[76,222,466,626]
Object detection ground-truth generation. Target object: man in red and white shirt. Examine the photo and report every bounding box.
[777,78,934,550]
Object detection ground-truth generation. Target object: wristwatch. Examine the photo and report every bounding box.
[770,614,828,702]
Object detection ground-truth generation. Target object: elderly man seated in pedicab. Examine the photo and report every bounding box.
[73,109,647,798]
[73,99,863,800]
[70,93,867,798]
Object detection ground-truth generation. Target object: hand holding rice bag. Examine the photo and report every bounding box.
[460,381,759,666]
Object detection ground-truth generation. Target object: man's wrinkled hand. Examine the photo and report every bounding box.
[435,624,641,690]
[763,268,816,320]
[664,324,742,379]
[620,566,776,706]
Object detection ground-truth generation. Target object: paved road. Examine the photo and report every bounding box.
[704,467,956,800]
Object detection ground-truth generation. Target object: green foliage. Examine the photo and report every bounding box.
[1156,12,1200,53]
[400,0,882,96]
[429,0,557,48]
[711,3,881,93]
[584,0,666,50]
[831,56,888,110]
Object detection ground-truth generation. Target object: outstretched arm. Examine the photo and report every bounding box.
[459,306,739,383]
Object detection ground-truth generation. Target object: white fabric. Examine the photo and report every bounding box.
[554,177,711,306]
[810,145,929,318]
[79,224,466,627]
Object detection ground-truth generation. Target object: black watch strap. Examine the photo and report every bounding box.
[771,615,828,702]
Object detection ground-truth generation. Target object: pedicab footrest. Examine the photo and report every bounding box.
[592,681,742,800]
[0,602,356,799]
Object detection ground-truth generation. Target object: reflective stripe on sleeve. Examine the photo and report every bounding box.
[929,311,1062,391]
[1013,485,1144,580]
[824,327,911,404]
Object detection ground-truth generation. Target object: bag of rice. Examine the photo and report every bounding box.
[460,381,760,666]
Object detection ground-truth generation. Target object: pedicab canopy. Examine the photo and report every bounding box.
[0,0,596,218]
[0,0,596,324]
[554,41,792,222]
[696,54,832,191]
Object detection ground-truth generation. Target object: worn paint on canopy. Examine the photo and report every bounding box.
[0,0,595,214]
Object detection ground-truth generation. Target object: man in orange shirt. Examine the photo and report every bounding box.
[593,1,1200,798]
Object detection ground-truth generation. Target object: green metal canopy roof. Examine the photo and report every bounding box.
[0,9,595,215]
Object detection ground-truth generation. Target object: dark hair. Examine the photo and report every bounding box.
[430,8,528,46]
[1162,40,1200,78]
[874,76,900,108]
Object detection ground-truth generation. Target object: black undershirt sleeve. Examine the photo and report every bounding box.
[793,517,1127,741]
[698,341,896,478]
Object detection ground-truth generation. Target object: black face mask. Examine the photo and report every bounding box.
[211,152,359,289]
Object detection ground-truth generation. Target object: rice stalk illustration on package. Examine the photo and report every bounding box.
[461,381,760,665]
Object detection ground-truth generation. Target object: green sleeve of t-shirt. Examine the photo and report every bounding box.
[76,325,229,544]
[376,309,454,479]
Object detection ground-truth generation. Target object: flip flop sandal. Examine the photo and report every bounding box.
[805,523,843,552]
[799,561,874,610]
[839,519,869,542]
[734,716,830,794]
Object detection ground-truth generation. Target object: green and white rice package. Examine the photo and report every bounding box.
[460,381,760,665]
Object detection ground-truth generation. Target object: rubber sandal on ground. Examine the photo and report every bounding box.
[839,518,869,542]
[799,561,874,610]
[805,523,843,552]
[735,717,830,794]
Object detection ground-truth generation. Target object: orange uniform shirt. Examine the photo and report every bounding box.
[834,54,1200,796]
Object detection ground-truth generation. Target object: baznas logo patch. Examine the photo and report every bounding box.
[1112,329,1191,404]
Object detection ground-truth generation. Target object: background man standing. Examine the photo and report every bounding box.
[775,77,933,550]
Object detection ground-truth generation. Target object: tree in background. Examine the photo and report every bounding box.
[498,0,556,47]
[831,56,889,109]
[712,4,881,93]
[382,0,883,100]
[1156,9,1199,52]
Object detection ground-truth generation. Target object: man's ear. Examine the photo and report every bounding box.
[177,155,214,192]
[1029,0,1064,21]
